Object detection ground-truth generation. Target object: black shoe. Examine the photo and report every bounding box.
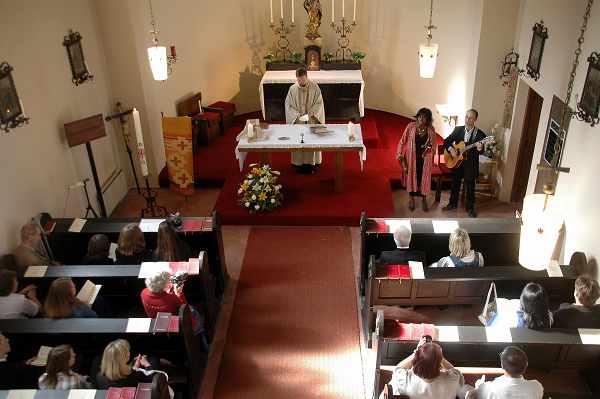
[408,197,416,211]
[468,209,478,218]
[442,204,457,211]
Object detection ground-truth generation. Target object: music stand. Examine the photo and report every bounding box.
[64,114,108,218]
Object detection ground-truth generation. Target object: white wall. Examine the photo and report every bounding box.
[0,0,125,254]
[510,0,600,262]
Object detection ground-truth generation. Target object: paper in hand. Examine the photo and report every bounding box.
[298,114,309,122]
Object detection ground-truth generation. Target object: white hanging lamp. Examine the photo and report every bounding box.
[147,0,169,81]
[419,0,438,79]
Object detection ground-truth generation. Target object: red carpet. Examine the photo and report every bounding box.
[159,109,413,225]
[214,227,364,398]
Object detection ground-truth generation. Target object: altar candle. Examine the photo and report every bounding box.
[332,0,334,22]
[342,0,345,18]
[291,0,294,23]
[132,108,149,177]
[353,0,356,21]
[270,0,273,23]
[280,0,283,19]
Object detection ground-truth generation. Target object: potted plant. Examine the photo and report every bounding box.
[264,51,275,65]
[289,52,304,64]
[351,51,366,64]
[323,52,334,63]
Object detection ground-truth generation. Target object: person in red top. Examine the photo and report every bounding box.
[140,271,186,318]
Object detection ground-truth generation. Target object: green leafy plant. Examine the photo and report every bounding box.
[264,52,275,64]
[323,52,334,63]
[289,52,304,63]
[351,51,366,64]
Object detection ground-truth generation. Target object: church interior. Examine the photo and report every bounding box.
[1,0,600,398]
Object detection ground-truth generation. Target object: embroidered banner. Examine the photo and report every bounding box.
[162,117,194,195]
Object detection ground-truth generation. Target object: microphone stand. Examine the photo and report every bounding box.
[105,102,141,194]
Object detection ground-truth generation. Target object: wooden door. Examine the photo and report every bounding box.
[511,87,543,203]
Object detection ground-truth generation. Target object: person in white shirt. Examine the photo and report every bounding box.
[0,269,40,319]
[465,346,543,399]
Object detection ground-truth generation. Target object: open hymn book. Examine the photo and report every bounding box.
[76,280,102,305]
[29,345,53,367]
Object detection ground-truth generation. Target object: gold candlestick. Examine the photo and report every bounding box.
[270,18,296,61]
[330,17,356,62]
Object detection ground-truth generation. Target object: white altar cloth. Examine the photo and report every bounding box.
[235,124,367,172]
[259,70,365,119]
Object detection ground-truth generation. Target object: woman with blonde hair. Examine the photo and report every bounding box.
[38,345,92,389]
[434,228,484,268]
[116,223,153,264]
[95,339,154,388]
[44,278,97,318]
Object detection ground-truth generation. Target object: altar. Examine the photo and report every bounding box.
[259,70,365,122]
[235,124,366,193]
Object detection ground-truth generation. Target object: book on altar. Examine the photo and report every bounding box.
[29,345,53,367]
[397,322,436,340]
[384,264,411,279]
[76,280,102,305]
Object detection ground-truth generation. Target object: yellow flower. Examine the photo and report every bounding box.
[258,192,267,201]
[251,167,261,175]
[240,182,249,191]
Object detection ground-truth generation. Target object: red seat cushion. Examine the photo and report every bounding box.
[209,101,236,113]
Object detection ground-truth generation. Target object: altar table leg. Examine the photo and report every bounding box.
[335,152,344,193]
[259,152,270,165]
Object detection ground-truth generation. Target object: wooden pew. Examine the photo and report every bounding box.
[362,256,578,347]
[45,211,229,297]
[20,254,221,342]
[0,305,203,399]
[371,310,600,398]
[359,212,521,295]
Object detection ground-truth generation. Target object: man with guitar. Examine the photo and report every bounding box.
[442,109,488,218]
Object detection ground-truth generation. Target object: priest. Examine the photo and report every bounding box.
[285,67,326,174]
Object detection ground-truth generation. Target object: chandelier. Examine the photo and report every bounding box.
[147,0,177,81]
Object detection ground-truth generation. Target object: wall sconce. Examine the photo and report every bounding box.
[146,0,177,81]
[0,62,29,133]
[499,49,524,85]
[575,52,600,127]
[518,187,563,271]
[63,29,94,86]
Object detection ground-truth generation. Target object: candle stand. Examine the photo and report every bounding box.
[270,18,295,61]
[330,17,356,62]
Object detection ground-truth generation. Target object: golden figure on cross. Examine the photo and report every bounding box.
[304,0,322,40]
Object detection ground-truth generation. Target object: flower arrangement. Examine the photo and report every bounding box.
[483,140,501,159]
[238,164,283,213]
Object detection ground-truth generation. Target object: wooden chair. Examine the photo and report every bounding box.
[431,144,453,202]
[176,93,221,145]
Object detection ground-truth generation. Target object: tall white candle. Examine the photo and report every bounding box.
[132,108,149,177]
[332,0,335,22]
[291,0,294,23]
[270,0,273,23]
[342,0,345,18]
[353,0,356,21]
[280,0,283,19]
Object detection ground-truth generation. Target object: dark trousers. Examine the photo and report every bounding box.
[449,166,476,211]
[409,156,424,197]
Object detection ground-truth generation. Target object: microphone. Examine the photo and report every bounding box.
[68,178,90,190]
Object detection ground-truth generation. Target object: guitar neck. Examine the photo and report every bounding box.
[463,138,488,151]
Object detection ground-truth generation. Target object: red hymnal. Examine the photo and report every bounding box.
[154,312,171,333]
[182,219,203,232]
[120,388,137,399]
[397,322,436,340]
[168,315,179,333]
[106,388,122,399]
[202,218,213,231]
[386,264,411,279]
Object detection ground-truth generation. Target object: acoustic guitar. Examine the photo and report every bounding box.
[443,136,494,169]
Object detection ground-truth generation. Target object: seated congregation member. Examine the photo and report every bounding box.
[381,337,467,399]
[38,345,93,389]
[154,221,192,262]
[465,346,543,399]
[95,339,155,388]
[82,234,114,265]
[13,221,60,273]
[44,278,97,318]
[141,271,186,318]
[116,223,153,265]
[554,275,600,328]
[487,283,552,329]
[377,226,426,265]
[433,228,484,268]
[0,333,43,389]
[0,269,40,319]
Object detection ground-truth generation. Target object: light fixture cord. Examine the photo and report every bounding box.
[554,0,594,168]
[425,0,436,45]
[148,0,159,45]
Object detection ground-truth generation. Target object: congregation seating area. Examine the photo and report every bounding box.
[359,214,600,398]
[0,213,228,398]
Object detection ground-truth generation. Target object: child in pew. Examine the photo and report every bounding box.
[381,336,470,399]
[465,346,543,399]
[154,220,192,262]
[0,333,43,389]
[38,345,93,389]
[44,278,97,318]
[0,269,41,319]
[485,283,553,329]
[82,234,114,265]
[94,339,162,389]
[431,228,484,268]
[116,223,154,265]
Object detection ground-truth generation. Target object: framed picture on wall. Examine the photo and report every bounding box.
[526,21,548,81]
[63,29,93,86]
[576,52,600,127]
[0,62,24,129]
